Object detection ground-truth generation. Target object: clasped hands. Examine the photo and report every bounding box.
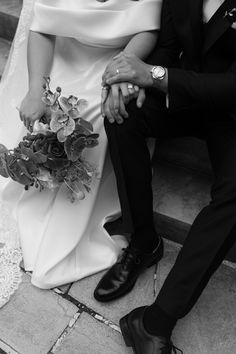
[101,52,153,124]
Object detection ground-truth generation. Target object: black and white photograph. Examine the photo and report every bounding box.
[0,0,235,353]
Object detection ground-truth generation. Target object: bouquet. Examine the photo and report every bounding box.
[0,78,99,202]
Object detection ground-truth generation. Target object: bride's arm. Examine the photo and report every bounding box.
[124,30,158,59]
[27,31,55,93]
[19,31,55,131]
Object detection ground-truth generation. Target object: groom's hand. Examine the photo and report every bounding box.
[102,52,153,88]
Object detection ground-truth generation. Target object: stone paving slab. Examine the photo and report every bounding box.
[0,273,78,354]
[0,1,21,41]
[152,162,211,226]
[70,241,236,354]
[0,241,234,353]
[57,283,73,294]
[0,339,19,354]
[55,312,132,354]
[69,241,178,325]
[173,262,236,354]
[0,0,21,17]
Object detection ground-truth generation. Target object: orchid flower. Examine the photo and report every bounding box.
[60,95,88,119]
[50,110,75,142]
[42,77,61,112]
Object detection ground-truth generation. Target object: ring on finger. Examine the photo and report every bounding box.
[127,84,134,90]
[102,85,109,90]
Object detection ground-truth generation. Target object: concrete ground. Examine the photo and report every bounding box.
[0,240,235,354]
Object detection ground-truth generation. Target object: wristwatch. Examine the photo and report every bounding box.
[150,66,166,81]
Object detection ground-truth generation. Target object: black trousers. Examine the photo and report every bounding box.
[104,93,236,319]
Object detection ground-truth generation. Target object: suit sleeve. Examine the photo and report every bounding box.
[168,64,236,112]
[147,0,181,67]
[148,0,236,113]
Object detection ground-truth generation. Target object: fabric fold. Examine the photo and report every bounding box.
[30,0,161,47]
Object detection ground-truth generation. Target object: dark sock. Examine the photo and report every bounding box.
[143,304,177,338]
[130,229,160,253]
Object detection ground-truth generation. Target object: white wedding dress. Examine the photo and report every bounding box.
[0,0,161,296]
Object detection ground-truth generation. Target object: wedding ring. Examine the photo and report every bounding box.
[102,86,109,90]
[127,84,134,90]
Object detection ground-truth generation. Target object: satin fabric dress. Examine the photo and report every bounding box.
[0,0,161,289]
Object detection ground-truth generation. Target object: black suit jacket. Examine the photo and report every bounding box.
[148,0,236,114]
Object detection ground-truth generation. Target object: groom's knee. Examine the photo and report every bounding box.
[104,100,144,137]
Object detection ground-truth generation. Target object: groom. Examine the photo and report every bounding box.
[95,0,236,352]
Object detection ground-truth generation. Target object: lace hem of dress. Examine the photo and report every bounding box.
[0,0,33,308]
[0,245,22,308]
[0,200,22,308]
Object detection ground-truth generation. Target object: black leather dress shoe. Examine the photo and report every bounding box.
[120,306,183,354]
[94,238,163,302]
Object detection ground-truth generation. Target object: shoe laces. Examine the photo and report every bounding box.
[118,246,141,269]
[161,341,183,354]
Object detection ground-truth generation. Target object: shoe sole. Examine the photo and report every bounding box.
[94,239,164,303]
[120,315,137,353]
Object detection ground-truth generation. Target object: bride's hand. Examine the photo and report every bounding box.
[101,83,146,123]
[101,82,137,123]
[19,91,47,131]
[101,85,128,124]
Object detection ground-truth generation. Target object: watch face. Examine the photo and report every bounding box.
[153,66,165,79]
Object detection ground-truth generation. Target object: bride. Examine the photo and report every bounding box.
[0,0,161,293]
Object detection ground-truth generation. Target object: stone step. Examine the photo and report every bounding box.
[0,0,21,41]
[155,137,212,177]
[0,37,11,79]
[106,160,236,262]
[153,161,236,262]
[153,160,236,262]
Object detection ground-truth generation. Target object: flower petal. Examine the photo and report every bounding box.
[33,120,50,135]
[50,102,59,112]
[63,118,76,137]
[76,99,88,113]
[67,95,79,106]
[59,96,72,113]
[50,111,67,132]
[78,118,93,132]
[57,128,67,142]
[42,91,58,106]
[68,108,80,119]
[76,98,88,112]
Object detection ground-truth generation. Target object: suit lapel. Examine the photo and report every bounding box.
[203,0,236,54]
[189,0,204,53]
[170,0,203,68]
[184,0,204,68]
